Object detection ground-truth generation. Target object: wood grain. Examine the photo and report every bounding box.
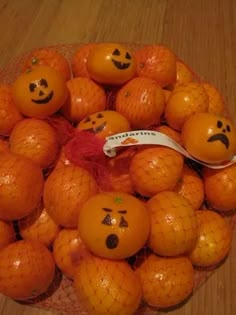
[0,1,235,315]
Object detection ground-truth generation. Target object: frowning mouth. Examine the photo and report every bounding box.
[207,133,229,149]
[32,91,54,104]
[112,59,130,70]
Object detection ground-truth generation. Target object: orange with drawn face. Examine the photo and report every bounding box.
[78,192,150,259]
[12,65,68,118]
[181,112,236,164]
[86,43,136,85]
[77,110,131,139]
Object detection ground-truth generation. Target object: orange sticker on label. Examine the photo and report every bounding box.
[121,137,139,145]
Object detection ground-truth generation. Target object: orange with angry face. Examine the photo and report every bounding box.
[78,192,150,259]
[77,110,131,139]
[86,43,136,85]
[181,112,236,164]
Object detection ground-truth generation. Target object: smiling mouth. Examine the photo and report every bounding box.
[207,133,229,149]
[112,59,130,70]
[31,90,54,104]
[84,122,107,134]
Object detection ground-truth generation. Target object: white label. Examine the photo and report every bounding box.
[103,130,236,169]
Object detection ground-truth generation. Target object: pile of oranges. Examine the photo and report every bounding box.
[0,42,235,315]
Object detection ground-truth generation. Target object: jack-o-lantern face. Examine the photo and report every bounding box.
[78,192,150,259]
[101,207,129,249]
[181,112,236,164]
[86,43,136,85]
[29,78,54,104]
[111,48,132,70]
[12,65,68,118]
[77,110,131,139]
[207,120,231,148]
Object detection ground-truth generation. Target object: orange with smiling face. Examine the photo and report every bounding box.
[12,65,68,118]
[181,112,236,164]
[78,192,150,260]
[86,43,136,85]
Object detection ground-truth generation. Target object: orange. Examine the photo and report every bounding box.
[174,59,195,87]
[189,210,233,267]
[0,220,16,250]
[18,206,60,248]
[174,163,204,209]
[135,254,194,308]
[129,146,184,197]
[147,191,199,256]
[0,84,23,136]
[53,228,86,279]
[202,82,226,116]
[73,254,142,315]
[165,82,209,130]
[0,240,55,300]
[9,118,59,169]
[0,153,44,221]
[61,77,106,123]
[43,165,98,227]
[181,112,236,164]
[154,124,183,145]
[134,45,177,87]
[12,65,68,118]
[115,77,165,129]
[0,138,9,153]
[163,88,172,103]
[78,192,150,259]
[71,43,97,78]
[203,164,236,211]
[77,110,131,139]
[86,43,136,85]
[22,47,71,81]
[107,147,137,194]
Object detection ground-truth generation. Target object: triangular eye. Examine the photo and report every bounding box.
[102,214,112,226]
[112,49,121,56]
[97,113,104,118]
[119,216,128,228]
[29,82,37,92]
[83,116,91,123]
[39,78,48,88]
[125,52,131,60]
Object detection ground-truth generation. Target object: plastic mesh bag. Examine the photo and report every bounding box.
[0,42,235,315]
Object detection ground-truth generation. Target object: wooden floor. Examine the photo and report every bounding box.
[0,0,236,314]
